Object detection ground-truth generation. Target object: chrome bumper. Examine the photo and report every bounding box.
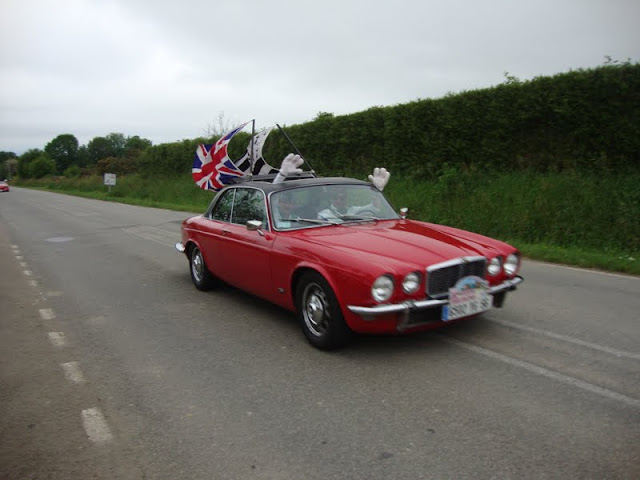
[347,276,524,323]
[175,242,186,253]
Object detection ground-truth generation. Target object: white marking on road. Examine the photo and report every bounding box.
[444,337,640,409]
[39,308,56,321]
[29,280,38,288]
[16,255,23,260]
[46,236,74,243]
[48,332,66,347]
[487,317,640,360]
[81,408,113,444]
[527,260,640,280]
[23,270,32,276]
[123,226,176,247]
[19,261,27,268]
[61,361,86,384]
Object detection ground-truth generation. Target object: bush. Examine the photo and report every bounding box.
[29,156,56,178]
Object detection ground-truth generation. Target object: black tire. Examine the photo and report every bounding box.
[295,272,353,350]
[189,245,216,291]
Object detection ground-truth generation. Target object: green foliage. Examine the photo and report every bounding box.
[17,148,45,178]
[45,134,79,174]
[28,155,56,178]
[262,63,640,178]
[63,165,82,177]
[385,169,640,254]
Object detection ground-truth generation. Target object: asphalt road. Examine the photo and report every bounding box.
[1,187,638,480]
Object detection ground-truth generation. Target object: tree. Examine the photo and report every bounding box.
[105,133,127,158]
[0,151,17,179]
[29,155,56,178]
[45,134,79,174]
[88,136,114,164]
[17,149,45,178]
[125,135,152,156]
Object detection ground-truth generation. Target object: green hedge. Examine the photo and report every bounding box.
[261,63,640,178]
[132,63,639,179]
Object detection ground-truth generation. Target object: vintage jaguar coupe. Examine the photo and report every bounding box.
[176,175,523,350]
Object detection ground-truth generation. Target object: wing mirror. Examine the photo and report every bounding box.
[246,220,265,236]
[399,207,409,219]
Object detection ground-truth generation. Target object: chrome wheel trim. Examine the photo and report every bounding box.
[302,282,330,337]
[191,248,204,284]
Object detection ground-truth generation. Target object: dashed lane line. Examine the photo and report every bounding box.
[81,408,113,444]
[443,336,640,409]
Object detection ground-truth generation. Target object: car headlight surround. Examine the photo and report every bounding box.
[504,253,520,276]
[372,275,394,302]
[402,272,421,294]
[487,256,502,276]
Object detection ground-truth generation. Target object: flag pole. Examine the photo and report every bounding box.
[276,124,315,176]
[249,119,256,179]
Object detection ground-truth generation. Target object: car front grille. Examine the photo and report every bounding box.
[426,256,487,298]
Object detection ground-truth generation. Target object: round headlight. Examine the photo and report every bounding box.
[504,253,520,276]
[487,257,502,276]
[372,275,394,302]
[402,272,421,294]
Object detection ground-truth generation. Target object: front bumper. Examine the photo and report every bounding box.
[175,242,186,253]
[347,276,523,330]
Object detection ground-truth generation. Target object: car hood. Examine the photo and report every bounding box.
[296,220,511,270]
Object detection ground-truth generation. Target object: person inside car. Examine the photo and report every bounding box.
[271,190,299,229]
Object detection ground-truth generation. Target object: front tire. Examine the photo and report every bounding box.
[296,272,353,350]
[189,245,215,291]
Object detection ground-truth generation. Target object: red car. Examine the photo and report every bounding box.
[176,176,523,349]
[0,181,9,192]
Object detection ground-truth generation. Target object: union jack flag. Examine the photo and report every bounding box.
[192,122,249,191]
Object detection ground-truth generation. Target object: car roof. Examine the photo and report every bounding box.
[224,175,372,194]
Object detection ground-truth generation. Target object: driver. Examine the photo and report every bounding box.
[271,191,298,229]
[316,187,382,221]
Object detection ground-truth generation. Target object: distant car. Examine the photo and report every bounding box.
[176,175,523,350]
[0,181,9,192]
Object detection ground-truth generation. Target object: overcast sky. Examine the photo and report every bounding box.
[1,0,638,155]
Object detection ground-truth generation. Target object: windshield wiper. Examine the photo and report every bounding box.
[282,217,340,225]
[339,215,380,223]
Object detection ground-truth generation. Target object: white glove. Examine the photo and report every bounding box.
[368,167,390,191]
[273,153,304,184]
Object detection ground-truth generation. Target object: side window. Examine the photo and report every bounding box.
[211,189,234,222]
[232,189,267,226]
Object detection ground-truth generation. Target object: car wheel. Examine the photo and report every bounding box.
[296,272,353,350]
[189,245,215,291]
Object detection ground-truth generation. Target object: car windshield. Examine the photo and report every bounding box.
[270,184,399,231]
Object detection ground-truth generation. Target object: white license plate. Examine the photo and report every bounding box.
[442,276,493,322]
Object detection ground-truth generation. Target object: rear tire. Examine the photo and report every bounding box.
[189,245,216,291]
[296,272,353,350]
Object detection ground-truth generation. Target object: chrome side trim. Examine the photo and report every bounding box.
[175,242,186,253]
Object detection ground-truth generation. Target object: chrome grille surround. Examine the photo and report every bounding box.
[426,256,487,299]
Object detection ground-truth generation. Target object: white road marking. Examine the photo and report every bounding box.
[443,337,640,409]
[123,226,176,247]
[526,260,640,280]
[23,270,32,276]
[48,332,66,348]
[29,280,38,288]
[39,308,56,321]
[81,408,113,444]
[19,261,27,268]
[61,361,86,384]
[16,255,23,260]
[487,317,640,360]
